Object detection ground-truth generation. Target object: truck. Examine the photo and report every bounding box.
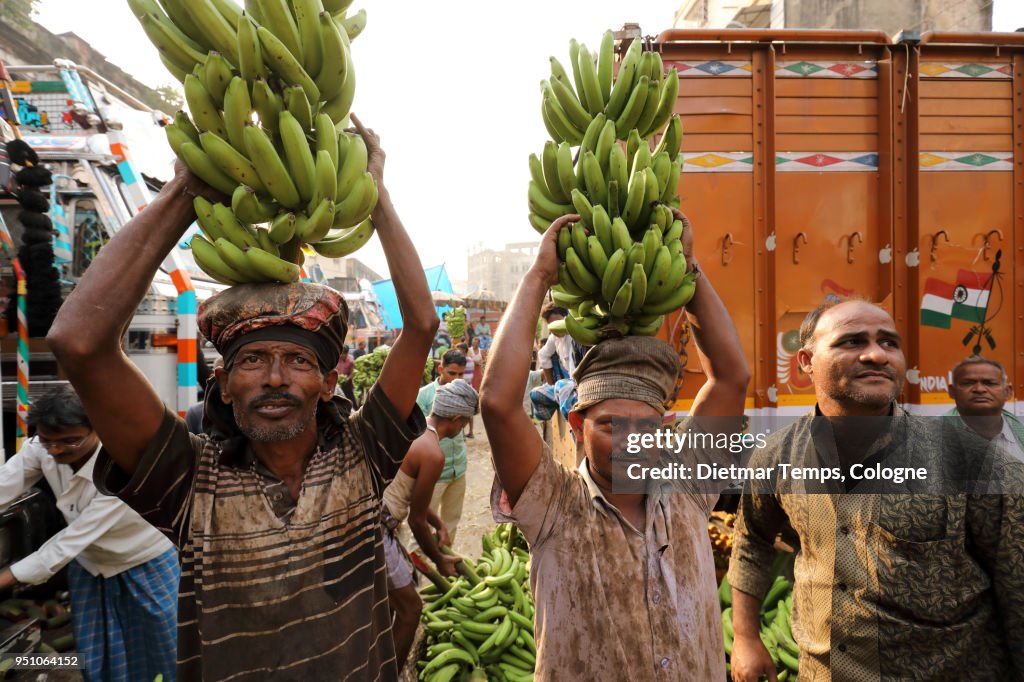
[544,27,1024,473]
[0,58,229,458]
[634,27,1024,418]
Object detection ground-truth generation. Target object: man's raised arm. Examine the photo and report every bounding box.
[480,215,576,506]
[47,164,217,475]
[675,210,750,419]
[351,115,438,420]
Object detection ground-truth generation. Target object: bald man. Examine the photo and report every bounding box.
[728,299,1024,681]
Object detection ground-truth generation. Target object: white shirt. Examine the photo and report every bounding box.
[0,437,173,584]
[994,419,1024,463]
[538,334,575,376]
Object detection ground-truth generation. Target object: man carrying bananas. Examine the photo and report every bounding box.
[480,210,750,680]
[47,117,439,681]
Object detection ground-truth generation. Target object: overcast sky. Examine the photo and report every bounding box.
[32,1,1024,283]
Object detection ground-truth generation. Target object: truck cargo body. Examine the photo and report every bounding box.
[643,29,1023,416]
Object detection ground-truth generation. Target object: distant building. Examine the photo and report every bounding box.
[707,0,992,34]
[467,242,539,302]
[675,0,755,28]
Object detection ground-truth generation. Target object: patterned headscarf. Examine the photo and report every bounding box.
[572,337,679,413]
[198,283,348,371]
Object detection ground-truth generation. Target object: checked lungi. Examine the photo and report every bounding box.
[67,545,179,682]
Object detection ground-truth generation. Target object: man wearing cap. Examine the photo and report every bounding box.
[480,210,750,681]
[47,116,438,681]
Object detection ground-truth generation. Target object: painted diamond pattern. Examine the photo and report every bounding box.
[956,153,999,167]
[956,64,993,77]
[827,63,867,76]
[695,60,738,75]
[776,155,792,166]
[997,65,1013,76]
[687,154,736,168]
[784,61,824,75]
[849,153,879,168]
[795,154,843,167]
[919,63,951,77]
[918,153,947,167]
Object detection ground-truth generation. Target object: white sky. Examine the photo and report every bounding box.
[31,0,1024,283]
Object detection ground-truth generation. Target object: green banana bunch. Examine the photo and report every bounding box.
[447,306,467,341]
[416,524,536,681]
[130,0,374,284]
[719,573,799,681]
[531,33,690,345]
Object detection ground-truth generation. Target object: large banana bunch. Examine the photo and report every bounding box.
[529,31,691,345]
[128,0,375,284]
[720,574,800,680]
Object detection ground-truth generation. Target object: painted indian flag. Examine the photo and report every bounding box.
[920,270,992,329]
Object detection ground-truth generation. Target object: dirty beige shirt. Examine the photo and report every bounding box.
[729,408,1024,681]
[493,444,726,681]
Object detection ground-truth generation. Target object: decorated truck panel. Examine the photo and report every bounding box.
[0,60,227,456]
[646,29,1023,416]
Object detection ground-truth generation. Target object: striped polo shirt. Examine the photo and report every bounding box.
[95,385,424,681]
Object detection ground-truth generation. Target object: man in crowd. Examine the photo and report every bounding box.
[47,115,437,681]
[414,349,469,543]
[0,386,178,682]
[537,304,574,384]
[947,355,1024,461]
[480,210,749,680]
[353,340,368,359]
[383,379,479,670]
[729,300,1024,681]
[336,344,356,404]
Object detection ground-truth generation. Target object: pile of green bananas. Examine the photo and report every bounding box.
[128,0,375,284]
[528,32,693,345]
[351,345,432,401]
[447,306,467,342]
[719,574,800,680]
[417,524,535,682]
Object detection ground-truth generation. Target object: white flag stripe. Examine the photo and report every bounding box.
[959,286,989,309]
[922,293,953,315]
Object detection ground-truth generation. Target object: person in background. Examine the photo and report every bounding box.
[414,349,469,544]
[353,340,368,359]
[468,337,485,391]
[537,305,573,384]
[0,386,178,682]
[474,315,493,350]
[437,311,451,348]
[383,379,478,671]
[336,344,356,404]
[946,355,1024,461]
[186,356,224,435]
[456,342,476,438]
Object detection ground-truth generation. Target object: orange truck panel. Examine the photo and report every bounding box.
[644,30,1023,416]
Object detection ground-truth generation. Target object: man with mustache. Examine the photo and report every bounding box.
[728,300,1024,681]
[46,116,438,681]
[946,355,1024,462]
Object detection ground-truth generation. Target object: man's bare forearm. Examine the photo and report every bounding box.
[48,176,196,356]
[685,265,748,389]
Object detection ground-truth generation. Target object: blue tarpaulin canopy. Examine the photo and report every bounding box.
[372,264,453,330]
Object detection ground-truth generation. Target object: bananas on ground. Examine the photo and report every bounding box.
[416,523,536,681]
[531,31,689,344]
[129,0,374,284]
